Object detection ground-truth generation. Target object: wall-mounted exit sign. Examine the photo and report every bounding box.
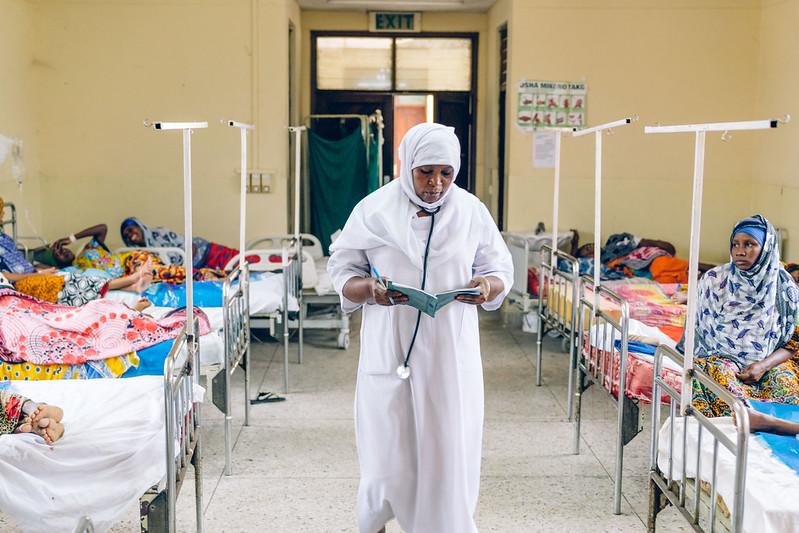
[369,12,421,33]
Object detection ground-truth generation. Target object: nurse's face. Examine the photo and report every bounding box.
[412,165,454,204]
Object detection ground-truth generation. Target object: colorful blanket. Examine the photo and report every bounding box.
[0,288,210,365]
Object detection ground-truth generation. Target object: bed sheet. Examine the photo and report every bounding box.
[312,256,333,296]
[0,377,167,533]
[603,279,686,328]
[658,416,799,533]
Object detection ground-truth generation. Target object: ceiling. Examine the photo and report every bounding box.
[297,0,498,12]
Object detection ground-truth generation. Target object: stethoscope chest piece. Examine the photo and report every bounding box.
[397,364,411,380]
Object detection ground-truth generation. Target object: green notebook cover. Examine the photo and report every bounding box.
[387,282,481,317]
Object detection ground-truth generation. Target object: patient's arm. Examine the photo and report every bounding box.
[54,224,109,249]
[736,347,794,385]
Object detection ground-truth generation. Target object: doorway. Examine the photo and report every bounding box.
[496,24,508,230]
[311,32,478,193]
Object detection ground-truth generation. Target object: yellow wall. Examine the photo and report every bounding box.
[0,0,43,239]
[751,0,799,262]
[299,10,489,199]
[485,0,512,219]
[500,0,761,262]
[26,0,300,250]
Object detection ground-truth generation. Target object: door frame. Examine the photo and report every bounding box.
[310,30,479,192]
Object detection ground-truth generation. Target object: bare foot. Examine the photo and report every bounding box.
[132,298,152,312]
[13,417,33,434]
[130,263,153,293]
[30,404,64,426]
[34,419,65,445]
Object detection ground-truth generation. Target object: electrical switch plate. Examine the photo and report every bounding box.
[247,170,273,194]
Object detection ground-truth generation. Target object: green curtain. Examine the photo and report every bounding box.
[308,127,368,254]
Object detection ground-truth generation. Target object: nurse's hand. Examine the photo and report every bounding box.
[371,278,408,307]
[456,276,491,305]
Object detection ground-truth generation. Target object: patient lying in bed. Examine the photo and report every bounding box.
[1,386,64,444]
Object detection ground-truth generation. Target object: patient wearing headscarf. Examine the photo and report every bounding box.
[121,217,243,271]
[687,215,799,417]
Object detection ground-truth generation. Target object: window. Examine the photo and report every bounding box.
[315,35,472,92]
[316,37,393,90]
[395,38,471,91]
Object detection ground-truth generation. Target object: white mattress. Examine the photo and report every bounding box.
[0,377,168,533]
[658,416,799,532]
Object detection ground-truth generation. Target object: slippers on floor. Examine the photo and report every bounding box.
[250,391,286,405]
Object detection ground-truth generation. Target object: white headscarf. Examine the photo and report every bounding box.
[398,123,461,211]
[329,123,472,270]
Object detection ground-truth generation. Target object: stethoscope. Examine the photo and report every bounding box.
[396,205,440,380]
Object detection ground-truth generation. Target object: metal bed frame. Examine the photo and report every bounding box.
[139,325,204,533]
[1,201,47,259]
[572,275,639,515]
[535,245,580,416]
[114,245,254,474]
[247,234,349,351]
[648,345,749,533]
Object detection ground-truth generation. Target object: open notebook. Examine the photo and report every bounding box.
[387,282,480,317]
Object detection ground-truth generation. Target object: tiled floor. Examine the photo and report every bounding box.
[1,310,693,532]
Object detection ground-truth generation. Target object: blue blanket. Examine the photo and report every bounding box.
[143,281,224,308]
[614,339,657,356]
[749,399,799,476]
[121,340,174,378]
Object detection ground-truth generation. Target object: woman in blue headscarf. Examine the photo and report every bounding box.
[689,215,799,417]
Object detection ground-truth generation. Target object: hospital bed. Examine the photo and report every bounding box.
[572,276,638,515]
[502,230,575,315]
[244,233,350,350]
[0,327,203,533]
[109,246,254,474]
[648,345,758,533]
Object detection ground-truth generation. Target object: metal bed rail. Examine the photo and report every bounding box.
[2,201,48,259]
[219,263,251,476]
[1,201,17,243]
[573,275,634,514]
[278,237,304,393]
[247,233,349,349]
[503,233,535,314]
[535,245,580,419]
[648,345,749,533]
[140,324,203,533]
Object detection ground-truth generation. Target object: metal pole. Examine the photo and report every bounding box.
[681,131,705,411]
[592,130,602,316]
[551,131,561,261]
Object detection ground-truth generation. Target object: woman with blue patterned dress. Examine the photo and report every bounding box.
[686,215,799,417]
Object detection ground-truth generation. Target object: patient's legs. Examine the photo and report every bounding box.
[741,408,799,436]
[107,259,153,293]
[30,404,64,426]
[29,404,65,444]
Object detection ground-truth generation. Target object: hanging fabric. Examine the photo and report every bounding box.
[308,127,369,254]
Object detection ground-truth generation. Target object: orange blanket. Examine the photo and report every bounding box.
[649,256,689,284]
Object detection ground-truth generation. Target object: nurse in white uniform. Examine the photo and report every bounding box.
[328,123,513,533]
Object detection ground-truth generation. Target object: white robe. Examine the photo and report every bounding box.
[328,180,513,533]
